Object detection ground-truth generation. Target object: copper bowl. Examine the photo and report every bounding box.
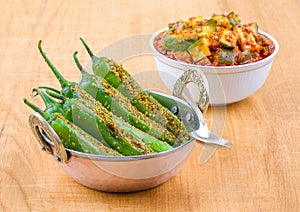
[28,69,210,193]
[29,111,195,192]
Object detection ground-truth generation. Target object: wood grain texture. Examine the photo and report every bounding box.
[0,0,299,211]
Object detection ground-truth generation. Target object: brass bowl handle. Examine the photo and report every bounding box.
[28,112,68,163]
[172,69,209,113]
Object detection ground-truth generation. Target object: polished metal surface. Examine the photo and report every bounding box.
[189,130,232,148]
[28,77,231,192]
[29,113,68,163]
[150,91,232,148]
[28,91,198,192]
[172,69,209,113]
[170,69,232,147]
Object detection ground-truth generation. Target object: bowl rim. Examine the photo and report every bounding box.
[150,28,279,74]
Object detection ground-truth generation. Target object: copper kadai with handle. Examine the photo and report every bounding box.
[28,69,232,192]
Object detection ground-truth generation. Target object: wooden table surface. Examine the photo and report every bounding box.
[1,0,299,211]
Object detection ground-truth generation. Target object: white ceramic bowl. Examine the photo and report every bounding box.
[150,30,279,105]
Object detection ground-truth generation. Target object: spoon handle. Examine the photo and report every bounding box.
[190,131,233,148]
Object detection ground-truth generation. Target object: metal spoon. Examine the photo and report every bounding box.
[186,98,232,148]
[149,91,232,148]
[171,68,232,147]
